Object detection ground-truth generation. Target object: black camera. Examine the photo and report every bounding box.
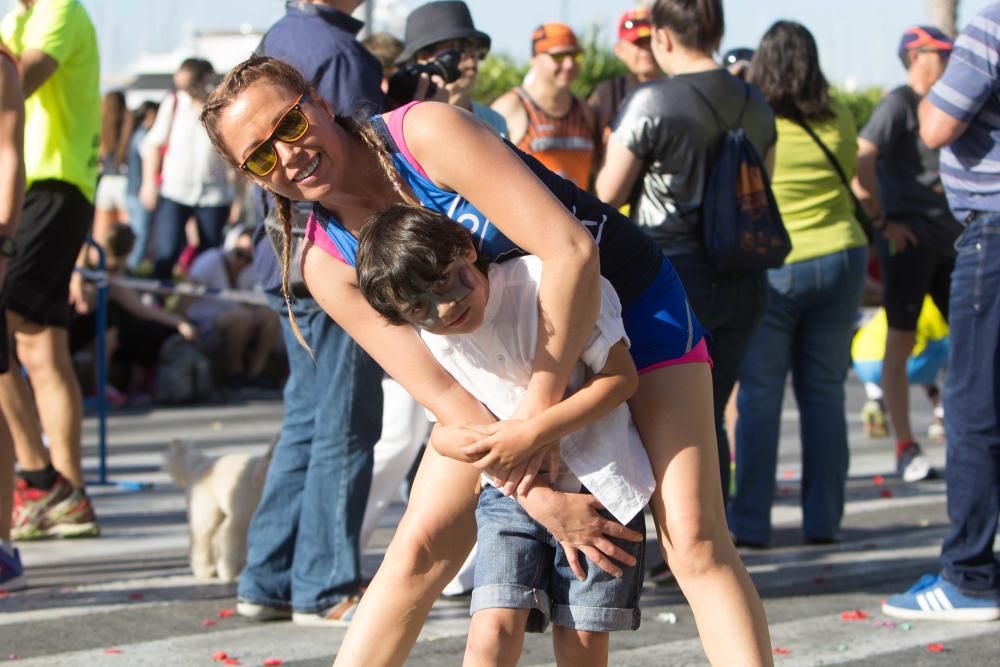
[387,49,463,107]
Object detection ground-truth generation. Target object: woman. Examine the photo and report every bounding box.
[728,21,868,547]
[200,56,771,665]
[93,91,132,262]
[595,0,777,505]
[125,101,159,271]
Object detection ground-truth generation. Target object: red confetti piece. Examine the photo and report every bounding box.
[223,660,240,666]
[873,474,885,486]
[782,470,794,478]
[263,660,284,666]
[812,576,827,584]
[127,592,144,601]
[103,648,122,655]
[7,655,18,661]
[879,488,894,498]
[217,608,236,618]
[840,609,869,621]
[928,643,944,653]
[212,651,230,662]
[773,647,791,655]
[779,485,793,496]
[0,591,8,599]
[863,542,877,550]
[201,619,218,627]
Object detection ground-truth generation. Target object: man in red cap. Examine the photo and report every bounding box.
[853,25,959,483]
[588,8,663,158]
[492,22,596,189]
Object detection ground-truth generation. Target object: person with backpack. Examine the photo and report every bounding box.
[726,21,869,548]
[595,0,778,503]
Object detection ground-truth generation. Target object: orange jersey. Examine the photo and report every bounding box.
[514,87,594,189]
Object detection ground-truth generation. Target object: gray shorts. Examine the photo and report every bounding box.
[471,485,645,633]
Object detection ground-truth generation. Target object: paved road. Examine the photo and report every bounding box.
[2,384,998,666]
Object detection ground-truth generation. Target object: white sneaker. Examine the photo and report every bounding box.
[236,599,292,621]
[897,442,933,482]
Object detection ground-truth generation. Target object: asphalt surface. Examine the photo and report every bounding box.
[1,381,998,666]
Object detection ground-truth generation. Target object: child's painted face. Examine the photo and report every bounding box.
[399,250,488,335]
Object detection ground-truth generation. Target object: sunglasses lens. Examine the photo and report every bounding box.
[245,144,278,177]
[274,108,309,142]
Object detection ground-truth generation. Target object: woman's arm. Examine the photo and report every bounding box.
[109,282,197,339]
[0,54,23,291]
[401,102,601,465]
[594,133,644,208]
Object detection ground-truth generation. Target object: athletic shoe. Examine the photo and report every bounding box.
[0,545,27,592]
[861,399,889,439]
[928,414,946,442]
[11,476,100,540]
[896,442,933,483]
[883,573,1000,621]
[236,599,292,621]
[292,595,361,627]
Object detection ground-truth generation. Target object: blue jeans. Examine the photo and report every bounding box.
[941,212,1000,595]
[668,253,768,502]
[125,194,152,271]
[238,292,383,612]
[729,246,867,545]
[152,197,230,281]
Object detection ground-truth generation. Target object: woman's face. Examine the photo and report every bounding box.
[216,81,346,203]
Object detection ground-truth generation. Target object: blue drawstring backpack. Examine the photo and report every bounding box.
[684,80,791,271]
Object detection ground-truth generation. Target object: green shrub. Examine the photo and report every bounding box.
[831,87,885,131]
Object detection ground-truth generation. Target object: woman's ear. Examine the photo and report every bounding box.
[653,27,672,53]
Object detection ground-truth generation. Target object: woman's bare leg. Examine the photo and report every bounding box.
[630,362,772,666]
[333,444,479,667]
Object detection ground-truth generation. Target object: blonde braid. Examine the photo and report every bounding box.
[274,192,311,353]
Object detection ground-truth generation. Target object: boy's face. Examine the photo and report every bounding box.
[398,246,489,335]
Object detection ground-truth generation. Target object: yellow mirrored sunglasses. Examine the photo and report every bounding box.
[240,93,310,177]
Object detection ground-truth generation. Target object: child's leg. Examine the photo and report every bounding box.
[463,608,530,667]
[552,627,608,667]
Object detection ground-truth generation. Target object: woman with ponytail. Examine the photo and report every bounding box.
[202,49,771,665]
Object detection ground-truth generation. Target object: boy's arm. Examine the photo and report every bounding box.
[462,339,638,466]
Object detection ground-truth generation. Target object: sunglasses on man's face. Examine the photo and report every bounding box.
[547,51,581,66]
[240,93,310,177]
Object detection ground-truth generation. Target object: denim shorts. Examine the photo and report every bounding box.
[471,485,646,633]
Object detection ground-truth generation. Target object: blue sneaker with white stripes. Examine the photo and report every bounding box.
[883,574,1000,621]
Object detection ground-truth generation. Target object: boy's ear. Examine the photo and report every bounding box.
[464,242,478,263]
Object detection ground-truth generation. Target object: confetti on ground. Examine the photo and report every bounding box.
[127,592,144,601]
[812,576,827,584]
[217,608,236,618]
[6,655,18,661]
[782,470,794,478]
[655,612,677,624]
[874,620,896,629]
[103,648,122,654]
[840,609,869,621]
[873,474,885,486]
[836,644,848,652]
[862,542,877,550]
[901,623,912,631]
[223,660,240,666]
[919,519,931,527]
[773,647,791,655]
[0,591,7,599]
[879,488,894,498]
[779,486,793,496]
[212,421,223,431]
[928,643,944,653]
[263,660,284,666]
[58,587,73,594]
[212,651,230,662]
[201,619,218,627]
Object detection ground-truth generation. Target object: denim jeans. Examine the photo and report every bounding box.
[238,292,383,613]
[729,246,867,545]
[940,212,1000,595]
[152,197,230,281]
[125,194,152,271]
[668,252,768,502]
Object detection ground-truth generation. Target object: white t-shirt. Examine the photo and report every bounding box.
[184,248,257,328]
[141,90,234,207]
[420,256,655,525]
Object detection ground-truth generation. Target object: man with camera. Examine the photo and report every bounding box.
[236,0,385,627]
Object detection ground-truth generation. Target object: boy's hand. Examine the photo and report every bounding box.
[430,423,492,462]
[462,419,545,490]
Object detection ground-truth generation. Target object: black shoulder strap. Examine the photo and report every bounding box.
[676,76,750,134]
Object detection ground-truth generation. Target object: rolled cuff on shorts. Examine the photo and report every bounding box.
[552,601,641,632]
[471,584,552,633]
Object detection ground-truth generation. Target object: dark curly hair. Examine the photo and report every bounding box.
[749,21,833,121]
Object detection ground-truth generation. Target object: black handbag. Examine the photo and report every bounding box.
[794,118,875,244]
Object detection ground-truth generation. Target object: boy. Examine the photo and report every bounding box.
[356,204,653,667]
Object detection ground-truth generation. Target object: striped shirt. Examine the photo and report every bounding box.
[927,3,1000,217]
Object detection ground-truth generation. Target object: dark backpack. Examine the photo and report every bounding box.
[683,80,791,271]
[154,334,214,404]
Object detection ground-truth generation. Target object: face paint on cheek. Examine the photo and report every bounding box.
[404,263,478,328]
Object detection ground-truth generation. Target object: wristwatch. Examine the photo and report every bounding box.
[0,235,16,258]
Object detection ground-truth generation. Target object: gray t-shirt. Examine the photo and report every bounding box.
[612,69,777,255]
[859,85,960,249]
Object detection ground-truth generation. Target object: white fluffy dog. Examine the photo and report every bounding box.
[163,439,272,582]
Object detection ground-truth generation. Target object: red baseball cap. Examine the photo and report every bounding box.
[898,25,954,60]
[618,8,652,43]
[532,22,580,55]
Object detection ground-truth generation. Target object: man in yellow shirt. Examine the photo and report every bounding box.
[0,0,101,540]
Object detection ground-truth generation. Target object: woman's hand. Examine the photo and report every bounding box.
[518,484,643,580]
[429,422,492,462]
[177,320,198,341]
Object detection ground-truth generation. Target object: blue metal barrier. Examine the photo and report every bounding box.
[81,236,109,485]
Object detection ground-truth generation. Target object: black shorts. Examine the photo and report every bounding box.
[877,231,954,331]
[2,180,93,328]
